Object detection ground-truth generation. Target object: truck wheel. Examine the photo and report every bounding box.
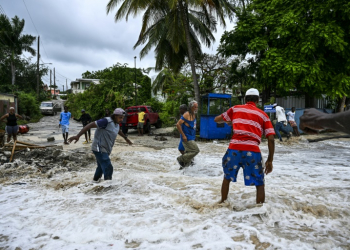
[155,119,162,129]
[144,121,151,134]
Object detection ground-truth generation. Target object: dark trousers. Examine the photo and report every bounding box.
[275,121,289,141]
[93,151,113,180]
[121,123,128,134]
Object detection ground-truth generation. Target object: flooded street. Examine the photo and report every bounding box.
[0,113,350,249]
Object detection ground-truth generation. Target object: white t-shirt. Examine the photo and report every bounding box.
[287,111,295,121]
[275,106,287,123]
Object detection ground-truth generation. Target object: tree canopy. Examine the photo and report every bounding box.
[218,0,350,101]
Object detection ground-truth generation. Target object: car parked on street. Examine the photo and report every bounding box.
[124,105,162,133]
[40,102,61,116]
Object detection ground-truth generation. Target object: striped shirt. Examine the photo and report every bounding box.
[221,102,275,152]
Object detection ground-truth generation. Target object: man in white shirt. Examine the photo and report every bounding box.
[273,104,291,141]
[287,107,300,136]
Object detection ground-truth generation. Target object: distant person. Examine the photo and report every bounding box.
[178,104,188,155]
[287,107,300,136]
[137,108,146,136]
[214,88,275,205]
[121,110,128,135]
[74,109,92,144]
[68,108,132,181]
[273,103,291,142]
[0,107,23,143]
[105,108,111,117]
[59,106,71,145]
[299,108,350,135]
[176,101,200,170]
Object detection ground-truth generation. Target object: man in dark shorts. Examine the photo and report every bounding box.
[214,88,275,205]
[137,108,146,136]
[0,107,23,143]
[68,108,132,181]
[74,109,92,144]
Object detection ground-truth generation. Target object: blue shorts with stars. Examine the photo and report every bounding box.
[222,149,265,186]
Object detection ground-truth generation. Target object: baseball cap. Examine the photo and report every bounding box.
[245,88,259,96]
[81,109,85,112]
[113,108,126,115]
[272,103,278,107]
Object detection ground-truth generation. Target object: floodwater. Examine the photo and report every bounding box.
[0,113,350,249]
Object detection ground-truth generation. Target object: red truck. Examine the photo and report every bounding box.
[124,105,162,133]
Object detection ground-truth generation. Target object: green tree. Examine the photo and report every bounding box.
[81,63,151,106]
[0,15,36,86]
[218,0,350,106]
[106,0,236,106]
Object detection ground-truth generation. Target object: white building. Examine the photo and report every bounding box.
[70,79,100,94]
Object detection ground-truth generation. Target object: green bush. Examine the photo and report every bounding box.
[18,92,40,117]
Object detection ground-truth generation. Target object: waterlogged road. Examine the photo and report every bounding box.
[1,115,350,249]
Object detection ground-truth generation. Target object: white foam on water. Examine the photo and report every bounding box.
[0,139,350,249]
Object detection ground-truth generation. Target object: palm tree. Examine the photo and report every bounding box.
[0,15,36,85]
[106,0,235,105]
[133,0,215,73]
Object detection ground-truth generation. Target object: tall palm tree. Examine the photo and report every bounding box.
[133,0,215,73]
[0,15,36,85]
[106,0,235,105]
[173,0,236,104]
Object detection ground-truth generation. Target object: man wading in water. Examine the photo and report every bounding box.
[214,88,275,205]
[68,108,132,181]
[176,101,200,170]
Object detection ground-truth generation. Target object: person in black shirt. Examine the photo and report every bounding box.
[0,107,23,143]
[74,109,92,144]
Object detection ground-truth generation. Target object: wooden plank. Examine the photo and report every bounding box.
[9,140,17,162]
[16,140,38,146]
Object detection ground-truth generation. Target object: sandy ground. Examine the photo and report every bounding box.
[0,113,350,249]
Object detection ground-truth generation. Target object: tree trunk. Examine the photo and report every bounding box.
[338,96,346,113]
[179,0,200,107]
[11,61,15,85]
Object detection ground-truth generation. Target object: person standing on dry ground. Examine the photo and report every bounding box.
[137,108,146,136]
[214,88,275,205]
[59,106,71,145]
[287,107,300,136]
[0,107,23,143]
[74,109,92,144]
[178,104,188,155]
[299,108,350,135]
[176,101,200,170]
[69,108,132,181]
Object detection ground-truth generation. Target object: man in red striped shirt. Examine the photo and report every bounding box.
[214,88,275,205]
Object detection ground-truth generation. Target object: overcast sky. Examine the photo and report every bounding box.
[2,0,234,90]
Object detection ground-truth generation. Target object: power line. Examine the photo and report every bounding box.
[22,0,39,35]
[55,71,73,81]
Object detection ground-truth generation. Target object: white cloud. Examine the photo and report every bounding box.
[3,0,235,90]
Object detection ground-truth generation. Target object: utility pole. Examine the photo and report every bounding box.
[63,85,65,92]
[50,69,52,98]
[36,36,40,99]
[54,67,56,99]
[66,79,68,93]
[134,56,137,105]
